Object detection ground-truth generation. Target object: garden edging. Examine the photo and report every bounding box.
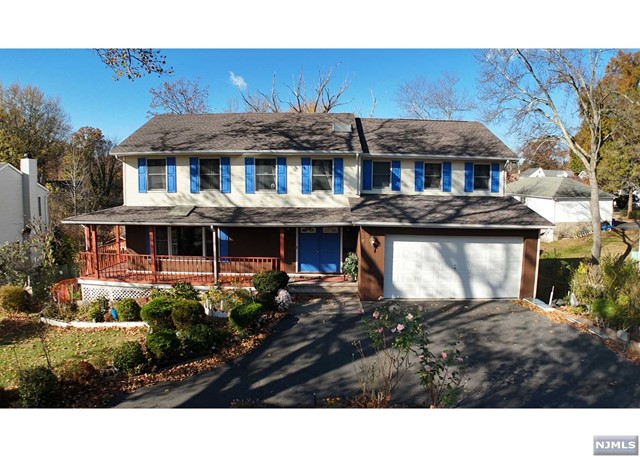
[40,317,149,329]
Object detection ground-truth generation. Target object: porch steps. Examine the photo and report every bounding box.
[288,281,358,295]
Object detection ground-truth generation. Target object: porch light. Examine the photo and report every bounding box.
[370,235,380,251]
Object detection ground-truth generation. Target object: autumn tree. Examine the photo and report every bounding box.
[147,78,211,116]
[95,49,173,81]
[519,136,569,171]
[479,49,612,263]
[395,70,476,120]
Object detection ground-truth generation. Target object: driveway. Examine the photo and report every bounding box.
[112,298,640,408]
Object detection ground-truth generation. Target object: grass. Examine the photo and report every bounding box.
[0,310,147,389]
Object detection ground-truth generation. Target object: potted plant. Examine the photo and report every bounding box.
[342,252,358,282]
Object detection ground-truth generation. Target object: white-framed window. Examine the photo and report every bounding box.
[155,227,214,257]
[372,161,391,189]
[312,159,333,191]
[255,158,276,191]
[424,163,442,190]
[473,163,491,190]
[199,158,220,191]
[147,158,167,191]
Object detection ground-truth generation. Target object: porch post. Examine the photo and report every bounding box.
[279,228,285,272]
[84,225,91,252]
[148,226,157,283]
[212,226,218,284]
[115,225,122,263]
[91,225,99,279]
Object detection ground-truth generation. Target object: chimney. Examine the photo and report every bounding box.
[20,156,39,227]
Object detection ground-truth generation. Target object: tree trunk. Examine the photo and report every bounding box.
[629,188,634,215]
[589,167,602,264]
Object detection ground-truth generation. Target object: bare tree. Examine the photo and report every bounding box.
[479,49,613,263]
[241,74,281,113]
[223,97,240,113]
[368,90,378,118]
[95,49,173,80]
[395,70,476,120]
[148,78,211,116]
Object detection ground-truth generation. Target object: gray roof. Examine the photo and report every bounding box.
[348,195,551,228]
[112,113,362,154]
[506,177,615,200]
[358,118,516,159]
[520,168,575,178]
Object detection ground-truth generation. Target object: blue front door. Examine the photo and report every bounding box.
[298,228,341,273]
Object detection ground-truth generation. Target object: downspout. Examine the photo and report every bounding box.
[533,235,541,299]
[355,152,361,196]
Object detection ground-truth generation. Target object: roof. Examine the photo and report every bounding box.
[348,195,551,228]
[520,168,575,178]
[112,113,362,155]
[358,118,516,159]
[506,177,615,200]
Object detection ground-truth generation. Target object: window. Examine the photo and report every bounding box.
[199,158,220,190]
[256,158,276,191]
[37,197,42,218]
[147,158,167,191]
[312,159,333,191]
[155,227,213,256]
[424,163,442,189]
[372,161,391,189]
[473,164,491,190]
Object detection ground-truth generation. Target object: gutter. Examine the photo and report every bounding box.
[110,149,360,157]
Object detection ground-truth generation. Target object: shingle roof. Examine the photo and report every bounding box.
[520,168,575,178]
[112,113,362,154]
[506,177,615,199]
[357,118,516,159]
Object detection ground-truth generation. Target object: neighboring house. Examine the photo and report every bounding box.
[520,167,575,179]
[0,157,49,245]
[63,113,551,301]
[506,177,614,242]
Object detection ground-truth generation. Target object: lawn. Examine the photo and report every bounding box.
[0,311,147,389]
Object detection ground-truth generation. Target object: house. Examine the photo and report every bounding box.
[62,113,551,301]
[0,157,49,244]
[506,177,614,242]
[520,167,575,179]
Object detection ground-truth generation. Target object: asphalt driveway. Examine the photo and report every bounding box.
[112,298,640,408]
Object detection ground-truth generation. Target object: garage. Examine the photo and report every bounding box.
[383,235,524,299]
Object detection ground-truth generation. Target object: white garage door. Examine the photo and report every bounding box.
[384,235,524,299]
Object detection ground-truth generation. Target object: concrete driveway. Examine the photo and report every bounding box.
[112,298,640,408]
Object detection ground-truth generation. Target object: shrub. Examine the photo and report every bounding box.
[86,296,110,322]
[58,361,97,386]
[140,297,176,331]
[629,210,640,220]
[229,302,264,331]
[18,366,61,408]
[0,284,30,313]
[342,252,358,281]
[619,210,628,218]
[113,341,147,373]
[171,299,205,331]
[146,330,180,361]
[42,301,79,321]
[179,324,227,355]
[171,281,200,301]
[115,298,141,322]
[274,289,292,313]
[206,287,252,312]
[252,270,289,306]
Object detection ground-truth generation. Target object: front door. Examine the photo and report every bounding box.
[298,227,341,273]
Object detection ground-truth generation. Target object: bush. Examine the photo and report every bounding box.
[42,301,79,321]
[86,296,110,322]
[206,287,252,312]
[171,299,205,331]
[342,252,358,281]
[0,284,30,313]
[146,330,180,361]
[58,361,97,386]
[629,210,640,220]
[113,341,147,373]
[171,281,200,301]
[141,297,176,331]
[252,270,289,306]
[18,365,61,408]
[229,302,264,331]
[115,298,141,322]
[619,210,628,218]
[179,324,227,355]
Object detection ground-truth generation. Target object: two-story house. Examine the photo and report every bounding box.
[62,113,550,302]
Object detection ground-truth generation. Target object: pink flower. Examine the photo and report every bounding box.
[441,352,447,359]
[396,323,405,332]
[456,357,464,363]
[418,354,425,360]
[372,311,380,319]
[376,327,384,334]
[357,306,364,313]
[424,365,432,372]
[406,313,414,321]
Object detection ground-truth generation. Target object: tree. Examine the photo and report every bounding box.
[519,136,569,170]
[395,70,476,120]
[147,78,211,116]
[95,49,173,81]
[0,83,70,181]
[479,49,612,263]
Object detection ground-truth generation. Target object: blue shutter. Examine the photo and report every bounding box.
[464,162,474,192]
[333,158,344,194]
[391,160,401,191]
[414,161,424,192]
[362,159,372,191]
[167,157,176,193]
[277,157,287,194]
[301,158,311,194]
[138,158,147,193]
[221,157,231,193]
[442,162,452,192]
[189,158,199,193]
[219,228,229,257]
[245,158,255,194]
[490,163,500,193]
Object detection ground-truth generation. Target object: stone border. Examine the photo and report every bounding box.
[40,317,149,329]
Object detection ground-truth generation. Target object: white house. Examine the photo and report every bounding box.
[506,177,614,242]
[0,157,49,244]
[520,167,575,179]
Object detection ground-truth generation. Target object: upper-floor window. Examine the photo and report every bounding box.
[473,164,491,190]
[424,163,442,190]
[256,158,276,191]
[312,159,333,191]
[147,158,167,191]
[199,158,220,191]
[373,161,391,189]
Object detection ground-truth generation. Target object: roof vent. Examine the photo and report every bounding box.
[332,122,352,133]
